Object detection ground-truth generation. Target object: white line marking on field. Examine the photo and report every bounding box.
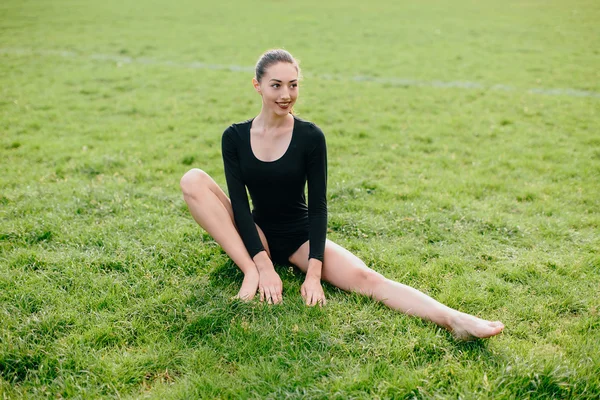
[1,47,599,99]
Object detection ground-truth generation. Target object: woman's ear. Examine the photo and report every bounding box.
[252,77,261,94]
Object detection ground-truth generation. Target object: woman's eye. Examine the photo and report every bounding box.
[291,84,298,88]
[271,84,280,88]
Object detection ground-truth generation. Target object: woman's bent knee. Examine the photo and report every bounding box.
[355,269,386,296]
[180,168,211,194]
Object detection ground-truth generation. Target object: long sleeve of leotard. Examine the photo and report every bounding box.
[221,126,265,258]
[306,125,328,262]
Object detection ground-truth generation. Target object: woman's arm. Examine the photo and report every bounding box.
[222,126,282,303]
[306,124,328,265]
[302,124,328,306]
[221,126,265,258]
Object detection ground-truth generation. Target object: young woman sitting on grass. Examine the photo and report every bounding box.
[180,49,504,340]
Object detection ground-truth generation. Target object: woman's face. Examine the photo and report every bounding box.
[254,62,299,116]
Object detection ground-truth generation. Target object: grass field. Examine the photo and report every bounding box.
[1,0,600,398]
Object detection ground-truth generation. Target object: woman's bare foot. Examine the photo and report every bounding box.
[234,270,260,301]
[448,312,505,341]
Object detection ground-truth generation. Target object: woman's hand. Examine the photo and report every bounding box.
[253,251,282,304]
[301,276,326,307]
[257,268,283,304]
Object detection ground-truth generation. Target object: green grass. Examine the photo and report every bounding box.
[1,0,599,398]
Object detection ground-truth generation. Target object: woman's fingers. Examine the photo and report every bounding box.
[312,293,319,307]
[260,285,283,305]
[260,287,272,304]
[267,287,274,304]
[263,283,334,306]
[269,286,277,304]
[317,295,325,307]
[304,289,313,306]
[304,291,326,307]
[271,286,278,304]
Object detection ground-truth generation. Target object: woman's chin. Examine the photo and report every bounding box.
[273,108,290,116]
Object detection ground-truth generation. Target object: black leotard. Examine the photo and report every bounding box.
[221,116,327,264]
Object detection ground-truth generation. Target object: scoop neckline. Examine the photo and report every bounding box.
[248,116,297,163]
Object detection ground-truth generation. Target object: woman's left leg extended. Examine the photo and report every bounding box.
[289,240,504,340]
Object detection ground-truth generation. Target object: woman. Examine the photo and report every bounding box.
[180,49,504,340]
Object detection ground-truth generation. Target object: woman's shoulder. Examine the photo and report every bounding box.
[293,116,325,138]
[224,118,252,133]
[222,118,252,143]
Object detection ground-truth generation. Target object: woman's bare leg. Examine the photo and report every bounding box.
[180,168,270,300]
[289,240,504,340]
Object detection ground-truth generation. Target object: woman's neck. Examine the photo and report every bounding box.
[254,109,292,130]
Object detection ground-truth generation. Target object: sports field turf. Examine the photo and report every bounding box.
[1,0,599,398]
